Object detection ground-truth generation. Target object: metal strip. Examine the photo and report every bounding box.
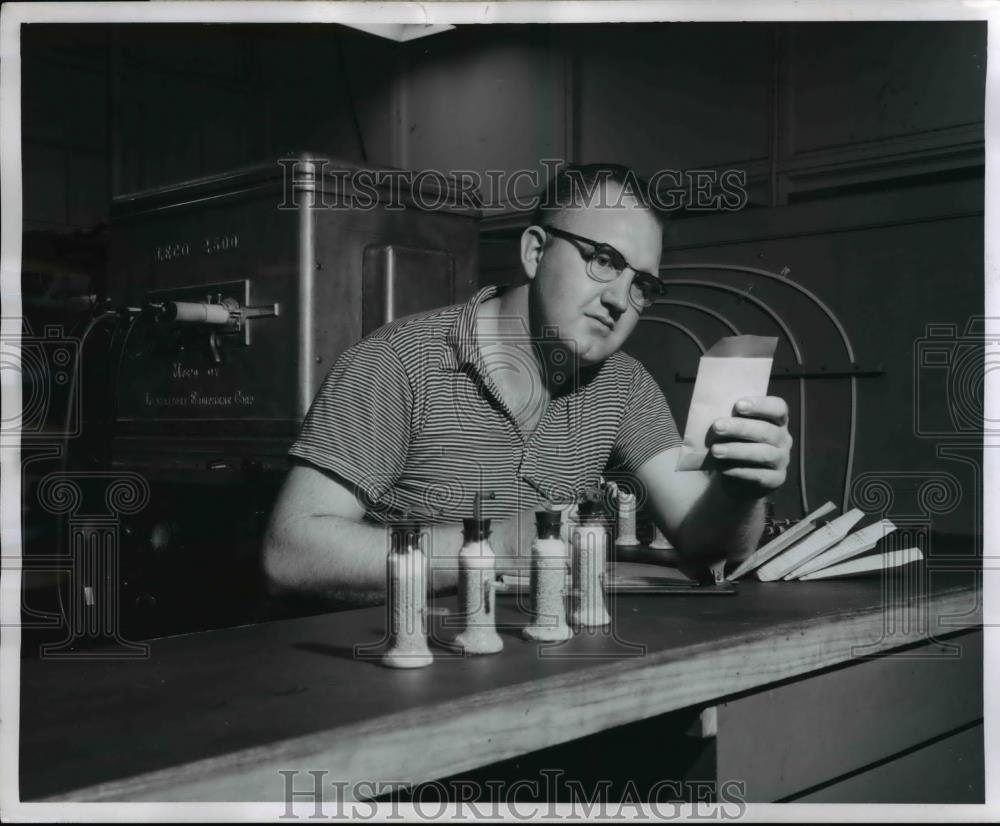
[297,162,316,419]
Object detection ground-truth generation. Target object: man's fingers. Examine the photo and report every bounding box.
[719,466,786,489]
[733,396,789,426]
[713,396,790,495]
[711,441,785,468]
[712,416,790,448]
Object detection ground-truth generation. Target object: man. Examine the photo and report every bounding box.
[264,165,792,604]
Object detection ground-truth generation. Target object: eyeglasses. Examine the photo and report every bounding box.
[541,225,664,309]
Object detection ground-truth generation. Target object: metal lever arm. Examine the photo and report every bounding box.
[240,303,280,321]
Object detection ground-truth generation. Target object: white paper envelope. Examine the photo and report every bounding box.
[676,335,778,471]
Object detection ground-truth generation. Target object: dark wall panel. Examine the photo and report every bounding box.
[400,26,568,208]
[19,20,987,548]
[784,22,985,153]
[643,179,983,537]
[576,23,772,174]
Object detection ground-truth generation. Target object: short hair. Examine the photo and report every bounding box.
[531,163,665,229]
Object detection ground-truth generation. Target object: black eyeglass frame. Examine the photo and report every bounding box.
[539,224,664,309]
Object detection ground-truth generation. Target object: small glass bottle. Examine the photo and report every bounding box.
[453,515,504,655]
[615,488,640,546]
[649,522,674,550]
[523,509,573,642]
[569,500,611,628]
[382,521,433,669]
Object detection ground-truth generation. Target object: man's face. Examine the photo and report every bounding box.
[528,186,663,368]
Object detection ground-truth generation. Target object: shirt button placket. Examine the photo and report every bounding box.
[519,448,533,485]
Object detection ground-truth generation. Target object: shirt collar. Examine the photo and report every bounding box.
[444,283,607,393]
[446,284,507,372]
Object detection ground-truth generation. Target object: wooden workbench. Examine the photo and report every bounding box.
[19,567,983,803]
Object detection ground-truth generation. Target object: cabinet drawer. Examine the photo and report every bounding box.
[716,630,982,801]
[794,723,984,803]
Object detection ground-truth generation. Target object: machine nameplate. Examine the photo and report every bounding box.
[154,233,240,263]
[143,390,257,408]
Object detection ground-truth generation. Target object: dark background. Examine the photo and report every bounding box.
[19,21,986,636]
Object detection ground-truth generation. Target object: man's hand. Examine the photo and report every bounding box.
[634,396,791,566]
[709,395,792,498]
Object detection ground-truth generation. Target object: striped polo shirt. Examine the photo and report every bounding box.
[288,285,681,523]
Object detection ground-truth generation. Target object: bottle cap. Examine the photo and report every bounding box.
[462,518,492,541]
[575,481,606,521]
[535,509,563,538]
[464,491,496,541]
[389,517,423,554]
[576,493,605,521]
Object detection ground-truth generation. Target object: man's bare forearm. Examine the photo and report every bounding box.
[264,515,467,602]
[673,475,765,566]
[263,510,537,606]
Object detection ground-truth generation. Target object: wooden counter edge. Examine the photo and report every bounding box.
[37,585,981,803]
